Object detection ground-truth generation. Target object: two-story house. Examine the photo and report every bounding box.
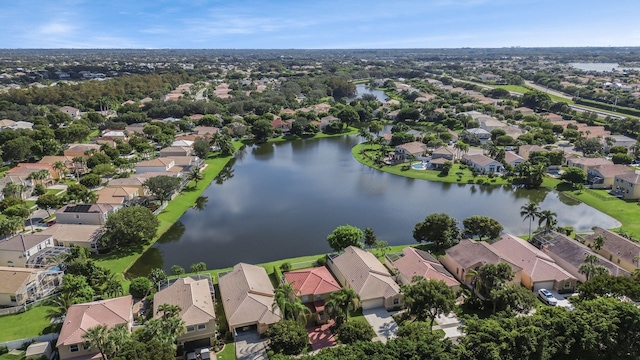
[135,158,175,174]
[613,173,640,200]
[0,234,54,268]
[584,227,640,273]
[55,204,118,226]
[283,266,341,325]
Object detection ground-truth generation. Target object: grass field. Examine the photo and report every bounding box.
[215,342,235,360]
[84,129,100,143]
[0,305,55,342]
[352,144,510,186]
[96,143,244,275]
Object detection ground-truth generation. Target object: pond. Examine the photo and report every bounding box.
[570,63,640,72]
[349,83,388,102]
[126,135,620,277]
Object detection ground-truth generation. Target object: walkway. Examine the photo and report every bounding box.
[363,308,398,344]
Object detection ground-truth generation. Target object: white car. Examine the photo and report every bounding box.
[538,288,558,306]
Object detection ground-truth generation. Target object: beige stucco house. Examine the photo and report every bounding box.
[584,227,640,273]
[0,234,54,268]
[283,266,341,325]
[386,247,459,290]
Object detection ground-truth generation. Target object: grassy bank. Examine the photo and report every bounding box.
[96,142,244,275]
[0,305,55,342]
[352,144,510,186]
[267,127,359,143]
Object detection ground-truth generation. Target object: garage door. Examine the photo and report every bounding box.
[361,298,384,310]
[533,281,555,292]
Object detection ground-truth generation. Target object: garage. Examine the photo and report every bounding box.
[532,281,555,292]
[361,298,384,310]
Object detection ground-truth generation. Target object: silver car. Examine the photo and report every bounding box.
[538,288,558,306]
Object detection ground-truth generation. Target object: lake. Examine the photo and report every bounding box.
[127,136,619,277]
[570,62,640,72]
[349,83,388,102]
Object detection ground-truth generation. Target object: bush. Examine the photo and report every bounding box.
[279,262,292,272]
[335,320,375,344]
[267,320,308,355]
[0,346,7,355]
[316,256,327,266]
[129,277,153,298]
[476,179,486,185]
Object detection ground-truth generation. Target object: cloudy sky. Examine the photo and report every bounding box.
[1,0,639,49]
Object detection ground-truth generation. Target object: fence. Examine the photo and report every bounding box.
[584,188,617,201]
[0,304,26,317]
[0,333,58,351]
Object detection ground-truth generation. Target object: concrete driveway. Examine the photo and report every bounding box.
[235,331,268,360]
[363,308,398,344]
[433,313,463,340]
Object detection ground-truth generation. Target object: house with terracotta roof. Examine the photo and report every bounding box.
[135,158,175,174]
[326,246,403,310]
[218,263,281,335]
[95,186,139,205]
[386,247,459,290]
[0,234,55,268]
[532,231,631,282]
[193,126,219,136]
[565,155,612,171]
[584,227,640,273]
[462,154,503,174]
[612,172,640,199]
[7,163,56,185]
[40,224,104,253]
[493,234,577,292]
[154,277,217,351]
[57,296,133,360]
[440,239,522,288]
[587,164,634,189]
[283,266,341,324]
[55,204,118,226]
[63,144,101,158]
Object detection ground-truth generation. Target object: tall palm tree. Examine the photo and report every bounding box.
[187,166,204,187]
[103,278,124,298]
[327,288,360,327]
[520,201,540,239]
[592,234,605,251]
[537,209,557,233]
[82,325,111,360]
[46,293,75,321]
[72,157,87,180]
[579,254,609,281]
[53,161,68,180]
[157,304,181,320]
[28,169,50,187]
[273,282,296,319]
[464,268,480,295]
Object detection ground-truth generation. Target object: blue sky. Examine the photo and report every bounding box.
[1,0,639,49]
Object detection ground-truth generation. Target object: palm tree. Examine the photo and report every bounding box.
[187,166,204,187]
[2,182,24,199]
[520,201,540,239]
[273,282,296,320]
[28,169,50,187]
[464,268,480,294]
[157,304,181,320]
[46,293,75,321]
[579,254,609,281]
[537,209,557,233]
[82,325,111,360]
[327,288,360,327]
[592,234,605,251]
[72,157,86,179]
[103,278,124,298]
[53,161,68,180]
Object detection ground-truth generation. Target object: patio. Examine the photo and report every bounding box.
[307,320,336,351]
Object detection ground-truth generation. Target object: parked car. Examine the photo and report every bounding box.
[538,288,558,306]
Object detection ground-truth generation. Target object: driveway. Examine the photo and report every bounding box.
[432,313,463,340]
[546,289,575,310]
[363,308,398,344]
[235,331,268,360]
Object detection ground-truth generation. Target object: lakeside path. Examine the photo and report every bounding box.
[352,144,640,238]
[95,142,245,276]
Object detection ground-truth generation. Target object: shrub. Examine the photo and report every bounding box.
[129,277,153,298]
[316,256,327,266]
[267,320,308,355]
[334,320,375,344]
[0,346,7,355]
[279,262,292,272]
[476,179,485,185]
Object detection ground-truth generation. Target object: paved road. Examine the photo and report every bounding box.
[195,85,209,102]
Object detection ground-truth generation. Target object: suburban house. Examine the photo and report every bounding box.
[193,126,219,136]
[125,123,146,135]
[584,227,640,273]
[440,239,522,288]
[461,128,491,145]
[518,145,548,160]
[272,119,290,132]
[55,204,118,226]
[135,158,175,174]
[100,129,129,141]
[57,296,133,360]
[153,277,217,352]
[40,224,104,253]
[283,266,341,325]
[218,263,281,335]
[7,163,56,185]
[159,146,192,157]
[565,156,613,171]
[59,106,80,118]
[431,146,455,161]
[38,155,75,172]
[612,173,640,200]
[532,231,631,283]
[605,134,636,151]
[0,234,55,268]
[106,177,148,196]
[63,144,101,158]
[462,154,503,174]
[326,246,403,310]
[514,107,535,116]
[504,151,525,167]
[319,116,339,130]
[492,234,577,292]
[393,141,427,162]
[95,186,140,205]
[0,266,63,306]
[587,164,634,189]
[386,247,459,290]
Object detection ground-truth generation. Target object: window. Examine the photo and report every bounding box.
[197,324,206,330]
[186,325,195,332]
[10,296,16,303]
[70,344,79,353]
[45,239,51,245]
[564,282,571,289]
[37,244,42,251]
[393,298,399,305]
[7,261,13,268]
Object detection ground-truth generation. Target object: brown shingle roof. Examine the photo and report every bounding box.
[153,278,215,327]
[615,172,640,184]
[444,239,522,273]
[0,234,52,252]
[585,228,640,267]
[393,247,459,287]
[590,164,634,179]
[40,224,103,244]
[0,267,39,294]
[57,296,132,347]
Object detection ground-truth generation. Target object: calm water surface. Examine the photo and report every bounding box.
[349,83,388,102]
[127,136,619,277]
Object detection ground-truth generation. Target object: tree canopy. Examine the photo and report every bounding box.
[326,225,364,252]
[102,206,159,251]
[413,213,461,249]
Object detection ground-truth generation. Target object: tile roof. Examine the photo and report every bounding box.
[153,278,215,327]
[136,158,174,168]
[615,172,640,184]
[589,164,634,178]
[284,267,341,298]
[493,234,575,284]
[585,227,640,267]
[218,263,281,329]
[396,141,427,155]
[57,296,132,346]
[393,247,459,287]
[330,246,400,301]
[0,234,52,252]
[444,239,522,273]
[462,154,502,167]
[40,224,103,244]
[0,266,39,294]
[504,151,524,164]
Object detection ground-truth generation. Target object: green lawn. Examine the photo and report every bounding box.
[352,144,510,186]
[95,143,244,275]
[84,129,100,143]
[45,188,64,196]
[0,353,24,360]
[215,342,235,360]
[493,85,532,94]
[0,305,56,342]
